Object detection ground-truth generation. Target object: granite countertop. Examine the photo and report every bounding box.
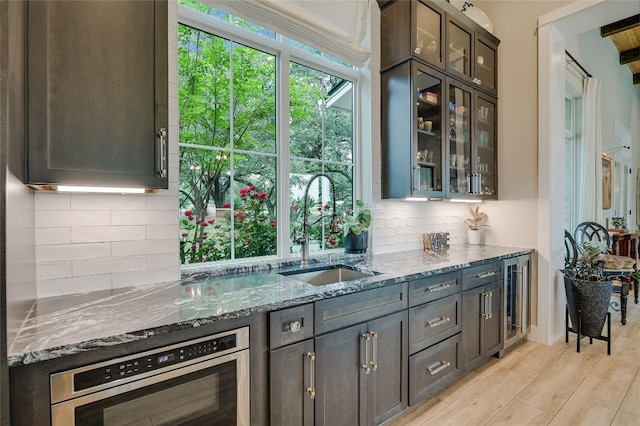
[8,244,532,367]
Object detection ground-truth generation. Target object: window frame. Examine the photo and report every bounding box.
[564,93,579,233]
[178,5,362,267]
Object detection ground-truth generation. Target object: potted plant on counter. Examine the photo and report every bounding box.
[562,242,613,338]
[343,200,372,253]
[466,205,487,245]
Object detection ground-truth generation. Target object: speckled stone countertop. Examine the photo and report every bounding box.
[8,245,532,367]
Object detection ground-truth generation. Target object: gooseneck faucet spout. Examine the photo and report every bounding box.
[297,172,340,267]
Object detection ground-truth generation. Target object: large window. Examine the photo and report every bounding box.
[564,94,579,232]
[178,3,357,265]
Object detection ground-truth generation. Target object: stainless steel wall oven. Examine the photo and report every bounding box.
[50,327,250,425]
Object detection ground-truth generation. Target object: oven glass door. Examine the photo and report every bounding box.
[75,361,237,425]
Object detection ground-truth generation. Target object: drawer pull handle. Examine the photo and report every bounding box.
[477,271,497,279]
[427,361,451,375]
[427,283,451,293]
[427,317,451,328]
[370,331,378,372]
[157,128,167,178]
[361,333,371,374]
[306,352,316,399]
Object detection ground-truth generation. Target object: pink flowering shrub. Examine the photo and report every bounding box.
[180,185,276,263]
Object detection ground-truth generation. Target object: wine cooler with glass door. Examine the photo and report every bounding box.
[501,255,531,355]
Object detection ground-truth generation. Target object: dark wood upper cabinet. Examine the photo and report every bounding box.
[26,0,168,189]
[380,0,499,200]
[380,0,499,96]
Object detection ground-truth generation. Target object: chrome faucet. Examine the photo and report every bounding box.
[296,172,341,267]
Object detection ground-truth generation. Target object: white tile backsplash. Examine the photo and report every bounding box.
[35,210,111,228]
[35,227,71,245]
[34,193,70,210]
[111,210,178,226]
[70,194,147,210]
[111,239,177,257]
[36,261,73,281]
[146,195,178,211]
[36,243,112,263]
[37,274,113,298]
[72,256,148,277]
[146,224,180,240]
[148,253,181,269]
[71,226,147,243]
[112,267,180,289]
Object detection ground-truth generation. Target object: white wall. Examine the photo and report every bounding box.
[33,2,180,298]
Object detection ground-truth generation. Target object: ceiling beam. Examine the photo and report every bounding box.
[600,14,640,37]
[620,47,640,64]
[634,73,640,85]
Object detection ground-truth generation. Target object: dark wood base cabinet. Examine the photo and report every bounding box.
[409,333,462,406]
[462,280,503,370]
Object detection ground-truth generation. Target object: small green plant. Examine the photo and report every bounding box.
[343,200,372,236]
[564,242,606,281]
[465,205,487,230]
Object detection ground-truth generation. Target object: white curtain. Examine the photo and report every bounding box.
[578,77,602,224]
[209,0,371,66]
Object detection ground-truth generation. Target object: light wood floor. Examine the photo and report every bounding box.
[390,296,640,426]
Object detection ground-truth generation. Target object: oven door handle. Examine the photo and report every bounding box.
[51,349,251,426]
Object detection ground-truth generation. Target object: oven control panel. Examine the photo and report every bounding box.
[73,334,237,392]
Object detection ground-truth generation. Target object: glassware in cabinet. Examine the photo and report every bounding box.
[446,15,473,82]
[414,0,444,68]
[446,80,472,197]
[473,34,498,95]
[474,93,497,197]
[415,65,445,194]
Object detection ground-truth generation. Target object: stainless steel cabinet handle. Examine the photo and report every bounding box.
[427,317,451,328]
[481,292,488,319]
[157,128,167,178]
[522,264,529,330]
[427,282,451,293]
[306,352,316,399]
[477,271,496,279]
[487,291,493,319]
[427,360,451,375]
[361,333,371,374]
[370,331,378,372]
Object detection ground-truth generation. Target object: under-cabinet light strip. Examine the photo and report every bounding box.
[57,185,146,194]
[450,199,483,203]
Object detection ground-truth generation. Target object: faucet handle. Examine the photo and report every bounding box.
[330,213,341,233]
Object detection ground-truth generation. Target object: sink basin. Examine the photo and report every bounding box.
[279,265,377,286]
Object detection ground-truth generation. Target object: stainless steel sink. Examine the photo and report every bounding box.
[279,265,376,286]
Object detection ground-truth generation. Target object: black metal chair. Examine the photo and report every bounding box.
[564,230,578,269]
[573,221,611,253]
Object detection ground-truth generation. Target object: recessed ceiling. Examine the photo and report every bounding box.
[600,14,640,85]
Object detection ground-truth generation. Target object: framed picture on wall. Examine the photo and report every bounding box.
[602,154,613,210]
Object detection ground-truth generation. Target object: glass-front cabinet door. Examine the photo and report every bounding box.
[474,93,497,198]
[414,0,444,69]
[414,64,445,196]
[446,16,472,82]
[447,79,472,198]
[473,35,498,95]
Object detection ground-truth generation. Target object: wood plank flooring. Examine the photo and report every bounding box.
[389,296,640,426]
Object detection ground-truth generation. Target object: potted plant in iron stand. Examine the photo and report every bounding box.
[343,200,372,253]
[466,205,487,245]
[562,242,613,339]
